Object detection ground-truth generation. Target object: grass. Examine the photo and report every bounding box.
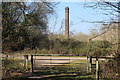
[2,58,25,70]
[2,58,31,78]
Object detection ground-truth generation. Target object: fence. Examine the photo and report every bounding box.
[2,54,114,79]
[24,55,87,73]
[87,56,114,80]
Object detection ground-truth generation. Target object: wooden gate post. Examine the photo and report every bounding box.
[24,55,28,71]
[87,56,89,72]
[30,55,34,73]
[89,56,92,72]
[96,58,99,80]
[87,56,92,72]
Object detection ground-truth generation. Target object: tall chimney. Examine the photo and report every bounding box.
[65,7,69,38]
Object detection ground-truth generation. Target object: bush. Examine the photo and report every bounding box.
[100,51,120,79]
[39,39,112,56]
[50,38,87,55]
[86,40,112,56]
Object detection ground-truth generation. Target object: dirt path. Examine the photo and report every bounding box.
[6,55,87,65]
[33,56,87,66]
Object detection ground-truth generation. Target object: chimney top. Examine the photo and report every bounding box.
[65,7,69,10]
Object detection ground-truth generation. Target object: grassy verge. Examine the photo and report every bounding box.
[2,58,31,78]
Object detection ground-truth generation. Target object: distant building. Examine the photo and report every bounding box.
[89,22,120,50]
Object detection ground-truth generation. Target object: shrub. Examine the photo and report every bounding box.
[86,40,112,56]
[2,58,26,78]
[100,51,120,79]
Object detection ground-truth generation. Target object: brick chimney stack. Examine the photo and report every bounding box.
[65,7,69,38]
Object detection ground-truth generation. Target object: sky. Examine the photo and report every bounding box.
[48,2,114,35]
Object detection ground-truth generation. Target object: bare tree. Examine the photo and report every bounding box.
[84,1,120,23]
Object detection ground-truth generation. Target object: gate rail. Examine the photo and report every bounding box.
[24,55,87,73]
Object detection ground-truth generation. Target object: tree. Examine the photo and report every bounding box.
[88,28,100,38]
[84,1,120,23]
[84,1,120,78]
[2,2,57,53]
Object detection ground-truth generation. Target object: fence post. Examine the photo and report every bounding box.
[31,55,34,73]
[87,56,92,72]
[24,55,28,71]
[96,58,99,80]
[89,56,92,72]
[87,56,89,72]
